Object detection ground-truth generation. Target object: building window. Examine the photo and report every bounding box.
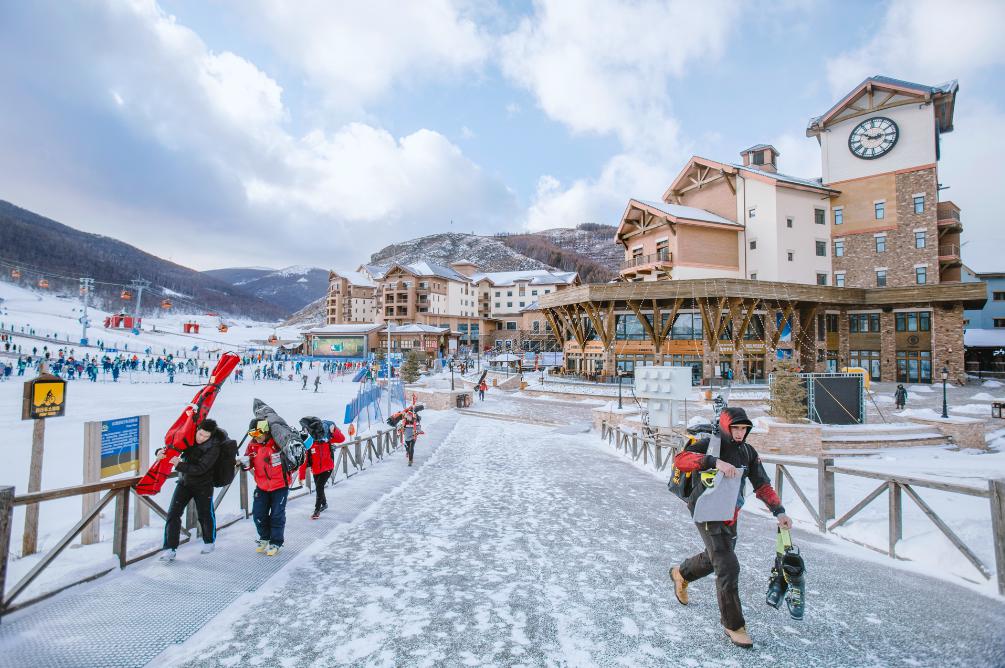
[519,301,525,307]
[995,319,1005,328]
[915,231,926,249]
[875,201,885,219]
[875,235,886,253]
[816,273,827,286]
[748,208,756,219]
[815,240,826,257]
[994,292,1005,301]
[507,291,513,297]
[814,209,825,225]
[506,321,517,330]
[531,290,538,296]
[494,302,500,308]
[495,291,500,297]
[750,273,757,280]
[749,240,757,250]
[507,302,513,308]
[834,239,844,257]
[914,195,925,214]
[834,208,843,225]
[915,266,927,284]
[895,312,931,332]
[532,320,540,332]
[787,251,794,262]
[876,270,887,287]
[752,151,764,165]
[835,272,845,287]
[786,217,793,228]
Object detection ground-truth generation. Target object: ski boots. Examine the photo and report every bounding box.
[670,566,689,605]
[255,539,269,553]
[265,543,281,557]
[311,511,321,520]
[782,548,806,620]
[159,549,177,562]
[200,543,215,554]
[766,557,787,609]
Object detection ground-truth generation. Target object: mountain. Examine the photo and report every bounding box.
[203,265,329,315]
[534,223,621,273]
[0,200,286,320]
[496,224,618,283]
[369,233,551,271]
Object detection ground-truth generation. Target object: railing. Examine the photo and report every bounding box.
[939,244,961,258]
[621,251,672,271]
[0,428,400,618]
[599,421,1005,595]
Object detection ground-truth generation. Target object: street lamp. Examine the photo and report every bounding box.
[617,369,625,410]
[941,366,949,418]
[450,359,455,391]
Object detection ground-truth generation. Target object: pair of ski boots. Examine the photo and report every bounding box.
[256,539,282,556]
[766,530,805,620]
[311,503,328,520]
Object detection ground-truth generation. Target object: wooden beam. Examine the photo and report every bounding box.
[626,300,658,347]
[770,302,796,349]
[604,301,617,347]
[732,298,760,346]
[658,298,683,341]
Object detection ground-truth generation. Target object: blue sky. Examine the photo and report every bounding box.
[1,0,1003,272]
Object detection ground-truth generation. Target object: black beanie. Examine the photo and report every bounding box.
[198,418,218,433]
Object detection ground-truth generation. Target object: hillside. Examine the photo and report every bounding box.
[497,224,618,283]
[369,233,550,271]
[534,224,621,273]
[0,200,285,320]
[203,265,329,315]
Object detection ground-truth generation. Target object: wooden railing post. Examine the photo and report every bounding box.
[888,481,902,558]
[990,479,1005,596]
[0,486,14,621]
[239,467,249,518]
[817,456,835,532]
[112,488,130,568]
[355,441,364,471]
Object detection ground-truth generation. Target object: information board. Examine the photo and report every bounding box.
[100,416,141,478]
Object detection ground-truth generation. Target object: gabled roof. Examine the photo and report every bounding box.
[384,323,449,334]
[359,264,388,280]
[807,75,958,136]
[469,269,579,287]
[332,270,375,288]
[741,144,779,154]
[384,261,469,282]
[306,323,382,335]
[635,199,741,227]
[730,164,839,193]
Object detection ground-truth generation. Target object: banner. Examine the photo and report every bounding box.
[101,416,141,478]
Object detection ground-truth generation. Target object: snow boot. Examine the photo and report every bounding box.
[319,503,328,512]
[724,625,753,649]
[311,511,321,520]
[255,539,269,553]
[782,548,806,620]
[200,543,215,554]
[670,566,689,605]
[766,555,787,609]
[265,543,281,557]
[159,549,177,562]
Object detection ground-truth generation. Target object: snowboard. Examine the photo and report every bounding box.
[387,403,424,427]
[253,399,306,472]
[136,352,241,495]
[477,371,487,386]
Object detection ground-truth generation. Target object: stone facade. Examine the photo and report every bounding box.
[932,303,966,384]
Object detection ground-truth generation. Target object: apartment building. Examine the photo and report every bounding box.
[324,270,377,325]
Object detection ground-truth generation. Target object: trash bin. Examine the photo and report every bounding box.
[456,393,471,408]
[993,402,1004,419]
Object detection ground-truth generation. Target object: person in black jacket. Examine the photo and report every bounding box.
[159,419,224,561]
[669,407,791,649]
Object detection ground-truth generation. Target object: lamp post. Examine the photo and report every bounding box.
[450,360,455,391]
[617,370,624,410]
[941,366,949,419]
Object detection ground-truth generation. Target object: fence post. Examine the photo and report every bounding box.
[239,467,249,518]
[81,420,102,545]
[112,488,130,568]
[990,479,1005,596]
[0,486,14,621]
[888,481,902,558]
[355,441,364,471]
[631,434,638,459]
[817,456,835,532]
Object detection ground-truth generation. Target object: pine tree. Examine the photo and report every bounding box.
[769,360,807,422]
[401,350,421,383]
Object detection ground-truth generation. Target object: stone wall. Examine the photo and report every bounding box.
[746,420,824,456]
[932,303,966,384]
[907,415,986,450]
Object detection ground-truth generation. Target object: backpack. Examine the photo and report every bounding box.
[667,432,720,502]
[212,436,239,488]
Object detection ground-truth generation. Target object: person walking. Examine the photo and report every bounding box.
[398,407,422,466]
[894,384,908,410]
[298,420,346,519]
[313,375,321,393]
[302,374,308,390]
[477,379,487,401]
[668,407,791,649]
[239,419,290,556]
[158,419,229,561]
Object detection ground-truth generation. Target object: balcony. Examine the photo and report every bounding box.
[620,250,672,273]
[937,200,963,234]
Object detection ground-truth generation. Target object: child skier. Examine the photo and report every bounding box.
[668,406,791,649]
[298,419,346,519]
[894,384,908,410]
[239,419,289,556]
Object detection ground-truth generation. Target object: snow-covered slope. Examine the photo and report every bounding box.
[370,233,551,272]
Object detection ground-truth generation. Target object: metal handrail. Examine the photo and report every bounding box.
[939,244,961,257]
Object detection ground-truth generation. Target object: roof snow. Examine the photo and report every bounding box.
[386,323,449,334]
[635,199,741,227]
[729,165,836,192]
[470,269,578,287]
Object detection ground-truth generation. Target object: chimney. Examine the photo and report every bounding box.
[741,144,779,173]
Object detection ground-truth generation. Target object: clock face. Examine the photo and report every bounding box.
[848,117,899,159]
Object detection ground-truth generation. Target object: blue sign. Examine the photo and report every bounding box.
[100,416,141,478]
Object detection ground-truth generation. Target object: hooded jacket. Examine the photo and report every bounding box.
[298,427,346,480]
[244,437,289,492]
[673,407,784,525]
[174,428,229,489]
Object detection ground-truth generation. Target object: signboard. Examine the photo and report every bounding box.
[310,335,367,358]
[21,374,67,420]
[100,416,141,478]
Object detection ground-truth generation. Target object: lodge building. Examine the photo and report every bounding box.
[539,76,984,384]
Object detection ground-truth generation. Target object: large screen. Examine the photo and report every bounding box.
[310,335,367,358]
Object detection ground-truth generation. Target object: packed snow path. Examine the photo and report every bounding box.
[158,414,1005,668]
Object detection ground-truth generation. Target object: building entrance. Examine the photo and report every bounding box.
[896,350,932,384]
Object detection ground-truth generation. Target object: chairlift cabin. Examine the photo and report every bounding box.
[120,290,133,300]
[10,269,21,280]
[160,299,172,309]
[218,324,229,333]
[37,278,49,289]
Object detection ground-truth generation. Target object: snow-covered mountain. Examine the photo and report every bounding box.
[203,265,330,316]
[370,233,551,271]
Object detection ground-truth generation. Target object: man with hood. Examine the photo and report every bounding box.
[669,406,791,649]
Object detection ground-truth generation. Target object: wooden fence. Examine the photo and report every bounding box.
[600,421,1005,596]
[0,428,400,618]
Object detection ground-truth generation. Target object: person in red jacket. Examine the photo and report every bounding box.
[239,419,289,556]
[669,406,791,650]
[298,424,345,519]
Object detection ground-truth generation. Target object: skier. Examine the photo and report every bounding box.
[239,419,289,556]
[894,384,908,410]
[313,375,321,393]
[477,379,487,401]
[668,406,791,649]
[158,419,227,561]
[298,420,346,519]
[302,374,308,390]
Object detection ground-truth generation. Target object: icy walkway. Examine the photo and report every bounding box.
[159,415,1005,668]
[0,413,461,668]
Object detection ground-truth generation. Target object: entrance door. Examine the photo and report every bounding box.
[743,356,765,383]
[897,351,932,383]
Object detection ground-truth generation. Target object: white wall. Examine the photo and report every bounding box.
[821,103,937,184]
[775,187,832,284]
[739,176,777,280]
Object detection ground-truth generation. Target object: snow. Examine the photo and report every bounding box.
[984,380,1005,389]
[908,384,935,393]
[271,265,316,277]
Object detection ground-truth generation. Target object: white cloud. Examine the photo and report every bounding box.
[501,0,740,230]
[250,0,490,110]
[772,133,821,179]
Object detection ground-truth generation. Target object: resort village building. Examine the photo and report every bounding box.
[540,75,983,385]
[325,270,377,325]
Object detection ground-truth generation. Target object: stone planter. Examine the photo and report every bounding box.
[906,415,987,450]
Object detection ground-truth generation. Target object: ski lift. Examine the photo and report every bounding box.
[10,268,21,280]
[160,299,173,309]
[120,290,133,300]
[268,334,279,344]
[37,278,50,289]
[218,324,229,333]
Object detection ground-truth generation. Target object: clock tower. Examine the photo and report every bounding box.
[807,76,961,288]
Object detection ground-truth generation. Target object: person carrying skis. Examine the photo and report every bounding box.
[239,419,290,556]
[477,379,487,401]
[669,406,791,649]
[158,419,228,561]
[298,422,346,519]
[398,407,422,466]
[894,384,908,410]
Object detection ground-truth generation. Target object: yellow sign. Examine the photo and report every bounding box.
[22,375,67,420]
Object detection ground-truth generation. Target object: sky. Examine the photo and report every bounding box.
[1,0,1003,273]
